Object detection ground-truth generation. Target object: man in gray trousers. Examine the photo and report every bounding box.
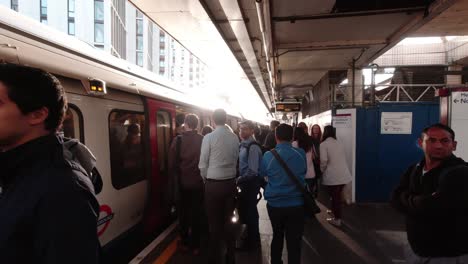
[199,109,239,264]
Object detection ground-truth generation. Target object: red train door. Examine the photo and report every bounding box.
[144,98,176,233]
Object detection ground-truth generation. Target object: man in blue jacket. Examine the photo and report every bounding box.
[260,123,306,264]
[0,63,100,264]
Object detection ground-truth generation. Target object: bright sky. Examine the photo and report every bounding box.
[189,67,272,124]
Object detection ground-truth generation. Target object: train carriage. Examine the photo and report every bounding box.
[0,9,242,261]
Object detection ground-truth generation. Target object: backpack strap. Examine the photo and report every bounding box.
[271,149,306,192]
[245,141,262,159]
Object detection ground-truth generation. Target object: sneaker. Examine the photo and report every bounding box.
[326,218,341,227]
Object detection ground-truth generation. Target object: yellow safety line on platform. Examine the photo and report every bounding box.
[152,237,178,264]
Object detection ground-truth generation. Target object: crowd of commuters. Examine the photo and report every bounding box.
[165,110,358,264]
[3,64,466,264]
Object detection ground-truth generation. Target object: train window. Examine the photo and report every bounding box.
[61,104,84,142]
[108,111,146,190]
[156,110,172,175]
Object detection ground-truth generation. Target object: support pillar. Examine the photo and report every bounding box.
[346,68,363,106]
[446,64,462,85]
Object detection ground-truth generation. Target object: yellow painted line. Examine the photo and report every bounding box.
[152,237,179,264]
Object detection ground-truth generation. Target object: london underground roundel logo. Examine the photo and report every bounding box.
[97,205,114,237]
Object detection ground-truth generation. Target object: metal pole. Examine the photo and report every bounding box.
[371,67,376,105]
[352,59,356,107]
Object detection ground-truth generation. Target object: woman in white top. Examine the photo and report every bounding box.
[292,128,316,194]
[320,125,352,227]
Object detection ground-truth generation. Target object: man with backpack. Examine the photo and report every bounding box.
[168,114,204,254]
[392,123,468,263]
[237,120,264,250]
[0,63,100,264]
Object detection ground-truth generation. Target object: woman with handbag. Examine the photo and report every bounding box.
[320,125,352,227]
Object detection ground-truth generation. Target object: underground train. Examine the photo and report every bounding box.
[0,8,243,261]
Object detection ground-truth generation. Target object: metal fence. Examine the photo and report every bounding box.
[330,84,448,108]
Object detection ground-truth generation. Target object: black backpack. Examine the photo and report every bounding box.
[63,138,103,195]
[243,141,267,157]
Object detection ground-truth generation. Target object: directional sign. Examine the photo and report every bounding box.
[451,91,468,160]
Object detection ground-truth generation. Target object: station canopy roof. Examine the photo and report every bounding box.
[130,0,468,108]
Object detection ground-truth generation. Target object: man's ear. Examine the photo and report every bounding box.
[453,141,457,151]
[27,107,49,126]
[417,137,423,148]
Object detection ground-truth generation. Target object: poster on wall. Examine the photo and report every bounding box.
[381,112,412,134]
[333,114,352,128]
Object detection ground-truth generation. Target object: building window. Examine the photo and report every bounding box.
[160,32,165,43]
[148,23,153,71]
[159,69,165,75]
[40,0,47,24]
[111,0,126,59]
[136,10,143,67]
[94,0,104,45]
[11,0,18,11]
[68,0,75,35]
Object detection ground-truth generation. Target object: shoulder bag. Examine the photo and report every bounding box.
[271,149,321,215]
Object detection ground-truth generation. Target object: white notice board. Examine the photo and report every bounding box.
[451,92,468,160]
[381,112,413,134]
[333,114,352,128]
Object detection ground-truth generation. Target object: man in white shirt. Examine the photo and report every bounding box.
[199,109,239,264]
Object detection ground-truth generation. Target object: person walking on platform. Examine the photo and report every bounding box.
[237,120,263,250]
[168,114,204,255]
[199,109,239,264]
[392,123,468,264]
[320,125,352,227]
[0,63,100,264]
[263,120,280,151]
[261,124,306,264]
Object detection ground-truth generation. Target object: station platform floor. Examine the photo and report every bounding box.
[133,197,409,264]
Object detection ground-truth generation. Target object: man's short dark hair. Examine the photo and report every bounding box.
[240,120,255,130]
[213,109,227,125]
[0,63,67,132]
[275,123,293,141]
[184,114,199,129]
[176,113,186,127]
[270,120,280,129]
[422,123,455,140]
